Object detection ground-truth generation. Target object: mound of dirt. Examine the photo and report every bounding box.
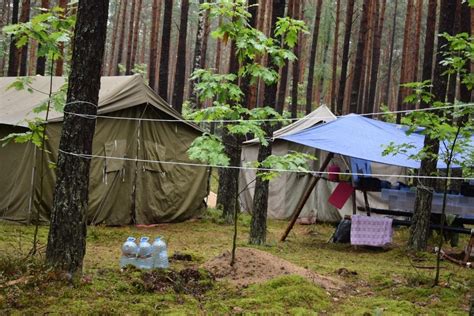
[202,248,343,290]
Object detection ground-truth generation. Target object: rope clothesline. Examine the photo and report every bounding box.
[58,149,474,181]
[59,102,474,124]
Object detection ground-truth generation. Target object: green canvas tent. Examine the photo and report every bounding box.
[0,75,208,225]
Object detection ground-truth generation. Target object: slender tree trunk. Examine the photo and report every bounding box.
[215,16,223,73]
[395,0,416,122]
[54,0,67,76]
[7,0,20,77]
[190,1,210,108]
[249,0,286,245]
[419,0,437,109]
[383,0,399,108]
[336,0,355,114]
[413,0,424,81]
[148,0,162,90]
[107,0,121,76]
[290,0,301,118]
[366,0,386,115]
[240,0,258,109]
[172,0,189,113]
[36,0,49,75]
[159,0,173,101]
[129,0,142,74]
[330,0,341,112]
[140,23,146,65]
[276,0,294,114]
[115,0,128,75]
[409,0,456,251]
[125,0,137,75]
[45,0,109,277]
[18,0,31,76]
[459,1,472,105]
[348,0,370,113]
[305,0,323,115]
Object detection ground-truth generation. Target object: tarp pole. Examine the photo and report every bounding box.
[27,145,37,224]
[280,152,334,242]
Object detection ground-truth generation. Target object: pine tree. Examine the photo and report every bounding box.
[330,0,341,112]
[336,0,355,114]
[171,0,190,112]
[18,0,31,76]
[115,0,128,75]
[54,0,67,76]
[148,0,162,90]
[107,0,122,76]
[7,0,20,76]
[305,0,323,115]
[129,0,143,74]
[158,0,173,101]
[36,0,49,75]
[348,0,370,113]
[125,0,137,75]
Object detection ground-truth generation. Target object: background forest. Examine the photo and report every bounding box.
[2,0,467,118]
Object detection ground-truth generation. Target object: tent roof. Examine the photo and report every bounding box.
[281,114,471,169]
[0,75,199,130]
[245,105,337,144]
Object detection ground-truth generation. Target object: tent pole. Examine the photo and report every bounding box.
[280,152,334,242]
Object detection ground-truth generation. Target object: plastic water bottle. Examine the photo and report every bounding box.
[152,237,169,268]
[120,237,138,268]
[137,237,153,269]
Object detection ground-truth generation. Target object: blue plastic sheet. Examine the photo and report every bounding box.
[280,114,471,169]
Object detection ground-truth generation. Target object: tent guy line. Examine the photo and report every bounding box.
[60,102,474,124]
[57,149,474,181]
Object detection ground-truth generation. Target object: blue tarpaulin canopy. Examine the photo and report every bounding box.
[280,114,471,169]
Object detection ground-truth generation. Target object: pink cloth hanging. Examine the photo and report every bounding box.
[350,215,393,247]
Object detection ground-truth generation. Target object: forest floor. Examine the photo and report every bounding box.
[0,209,473,315]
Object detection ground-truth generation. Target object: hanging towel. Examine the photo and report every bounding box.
[350,215,393,247]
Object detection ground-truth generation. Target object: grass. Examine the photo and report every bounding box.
[1,211,473,315]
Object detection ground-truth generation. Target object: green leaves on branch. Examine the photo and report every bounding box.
[2,6,75,62]
[251,152,317,181]
[190,69,242,103]
[1,119,46,148]
[187,134,230,167]
[275,17,309,49]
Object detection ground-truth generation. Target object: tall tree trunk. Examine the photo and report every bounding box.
[7,0,20,77]
[408,0,456,251]
[148,0,162,90]
[249,0,286,245]
[129,0,143,74]
[419,0,437,109]
[330,0,341,112]
[171,0,189,113]
[413,0,424,81]
[36,0,49,75]
[54,0,67,76]
[115,0,128,75]
[348,0,370,113]
[107,0,121,76]
[214,16,223,73]
[125,0,137,75]
[275,0,295,114]
[18,0,31,76]
[45,0,109,277]
[159,0,173,101]
[240,0,258,109]
[305,0,323,115]
[190,1,210,108]
[336,0,355,114]
[395,0,416,122]
[459,2,472,105]
[383,0,399,108]
[366,0,386,115]
[140,23,147,65]
[290,0,301,118]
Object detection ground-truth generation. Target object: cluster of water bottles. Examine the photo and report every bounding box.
[120,236,169,270]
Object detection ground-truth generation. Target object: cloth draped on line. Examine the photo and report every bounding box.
[350,215,393,247]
